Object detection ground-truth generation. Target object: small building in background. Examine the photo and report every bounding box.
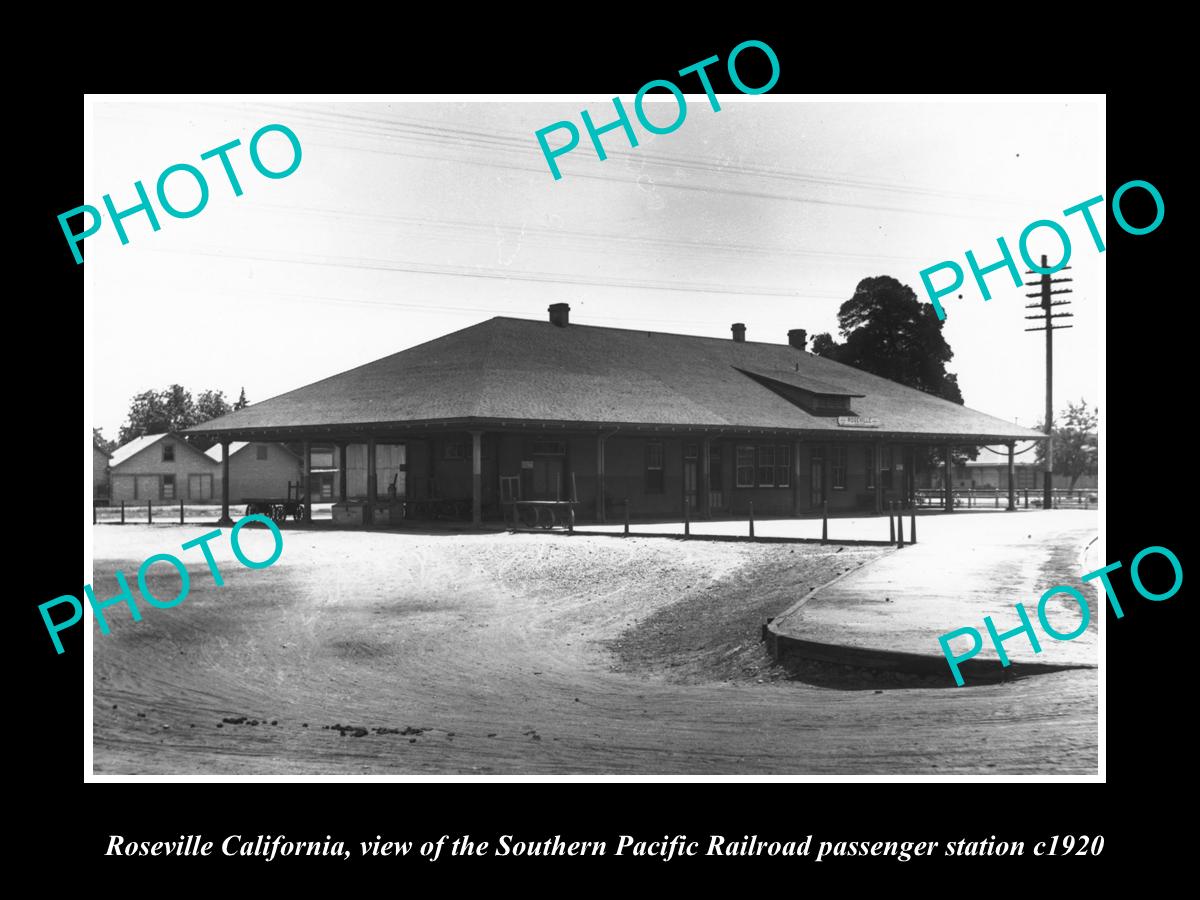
[93,444,111,503]
[109,433,219,503]
[205,441,302,503]
[922,444,1097,492]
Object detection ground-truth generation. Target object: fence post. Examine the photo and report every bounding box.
[889,501,896,543]
[1024,489,1029,509]
[120,500,125,525]
[93,504,97,525]
[821,500,828,543]
[684,499,690,537]
[148,501,152,524]
[180,500,185,525]
[749,501,755,538]
[910,510,917,544]
[994,492,999,508]
[897,503,905,547]
[568,505,575,533]
[624,498,630,536]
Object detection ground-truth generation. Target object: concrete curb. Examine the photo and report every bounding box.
[763,535,1101,683]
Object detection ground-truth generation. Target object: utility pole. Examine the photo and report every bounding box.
[1024,254,1073,511]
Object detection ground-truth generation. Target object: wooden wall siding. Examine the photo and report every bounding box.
[225,444,304,503]
[109,437,222,502]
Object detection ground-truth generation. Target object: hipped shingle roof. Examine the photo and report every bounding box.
[186,317,1045,441]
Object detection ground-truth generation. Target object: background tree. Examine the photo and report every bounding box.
[93,427,116,455]
[116,385,232,448]
[195,389,232,423]
[811,275,964,402]
[1035,399,1098,490]
[811,276,972,468]
[233,387,249,410]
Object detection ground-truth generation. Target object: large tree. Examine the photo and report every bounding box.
[813,276,971,469]
[93,427,116,455]
[116,385,231,448]
[811,275,964,403]
[1035,399,1098,490]
[195,389,232,423]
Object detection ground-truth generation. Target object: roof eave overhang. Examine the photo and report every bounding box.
[185,416,1047,445]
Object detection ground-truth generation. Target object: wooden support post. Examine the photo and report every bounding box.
[943,444,953,512]
[624,498,630,535]
[148,500,153,524]
[337,442,348,503]
[218,439,233,525]
[568,505,575,533]
[302,439,313,522]
[792,439,803,517]
[470,431,483,527]
[1007,442,1016,511]
[180,500,184,525]
[889,501,895,542]
[596,433,607,524]
[822,500,828,543]
[366,437,377,524]
[684,499,690,537]
[120,500,125,525]
[910,510,917,544]
[874,440,884,515]
[93,504,97,525]
[897,503,905,547]
[749,501,755,538]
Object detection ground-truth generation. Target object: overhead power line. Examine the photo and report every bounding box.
[144,245,849,300]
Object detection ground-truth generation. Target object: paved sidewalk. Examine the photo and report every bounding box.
[771,510,1099,666]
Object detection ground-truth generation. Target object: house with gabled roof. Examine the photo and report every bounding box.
[109,432,219,503]
[187,304,1045,526]
[204,441,302,504]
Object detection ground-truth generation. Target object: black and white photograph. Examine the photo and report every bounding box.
[82,94,1103,777]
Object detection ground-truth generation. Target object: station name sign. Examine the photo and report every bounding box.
[836,416,881,428]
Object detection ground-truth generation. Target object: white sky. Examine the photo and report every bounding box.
[87,97,1102,440]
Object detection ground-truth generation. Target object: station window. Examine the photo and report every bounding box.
[831,446,847,490]
[756,446,775,487]
[736,445,755,488]
[646,442,665,494]
[162,443,175,462]
[737,444,793,488]
[776,445,791,487]
[256,445,269,461]
[865,445,876,490]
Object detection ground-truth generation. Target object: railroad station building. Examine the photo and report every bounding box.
[188,304,1045,526]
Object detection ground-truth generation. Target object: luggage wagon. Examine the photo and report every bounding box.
[509,499,583,530]
[243,480,307,525]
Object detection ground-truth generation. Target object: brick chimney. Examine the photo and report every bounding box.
[548,303,570,327]
[788,328,808,350]
[731,322,746,342]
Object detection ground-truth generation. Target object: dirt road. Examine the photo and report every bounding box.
[92,527,1097,774]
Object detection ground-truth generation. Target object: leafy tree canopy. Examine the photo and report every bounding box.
[116,385,232,450]
[1035,399,1098,490]
[811,275,965,404]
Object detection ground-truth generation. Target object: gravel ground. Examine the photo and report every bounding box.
[91,526,1097,775]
